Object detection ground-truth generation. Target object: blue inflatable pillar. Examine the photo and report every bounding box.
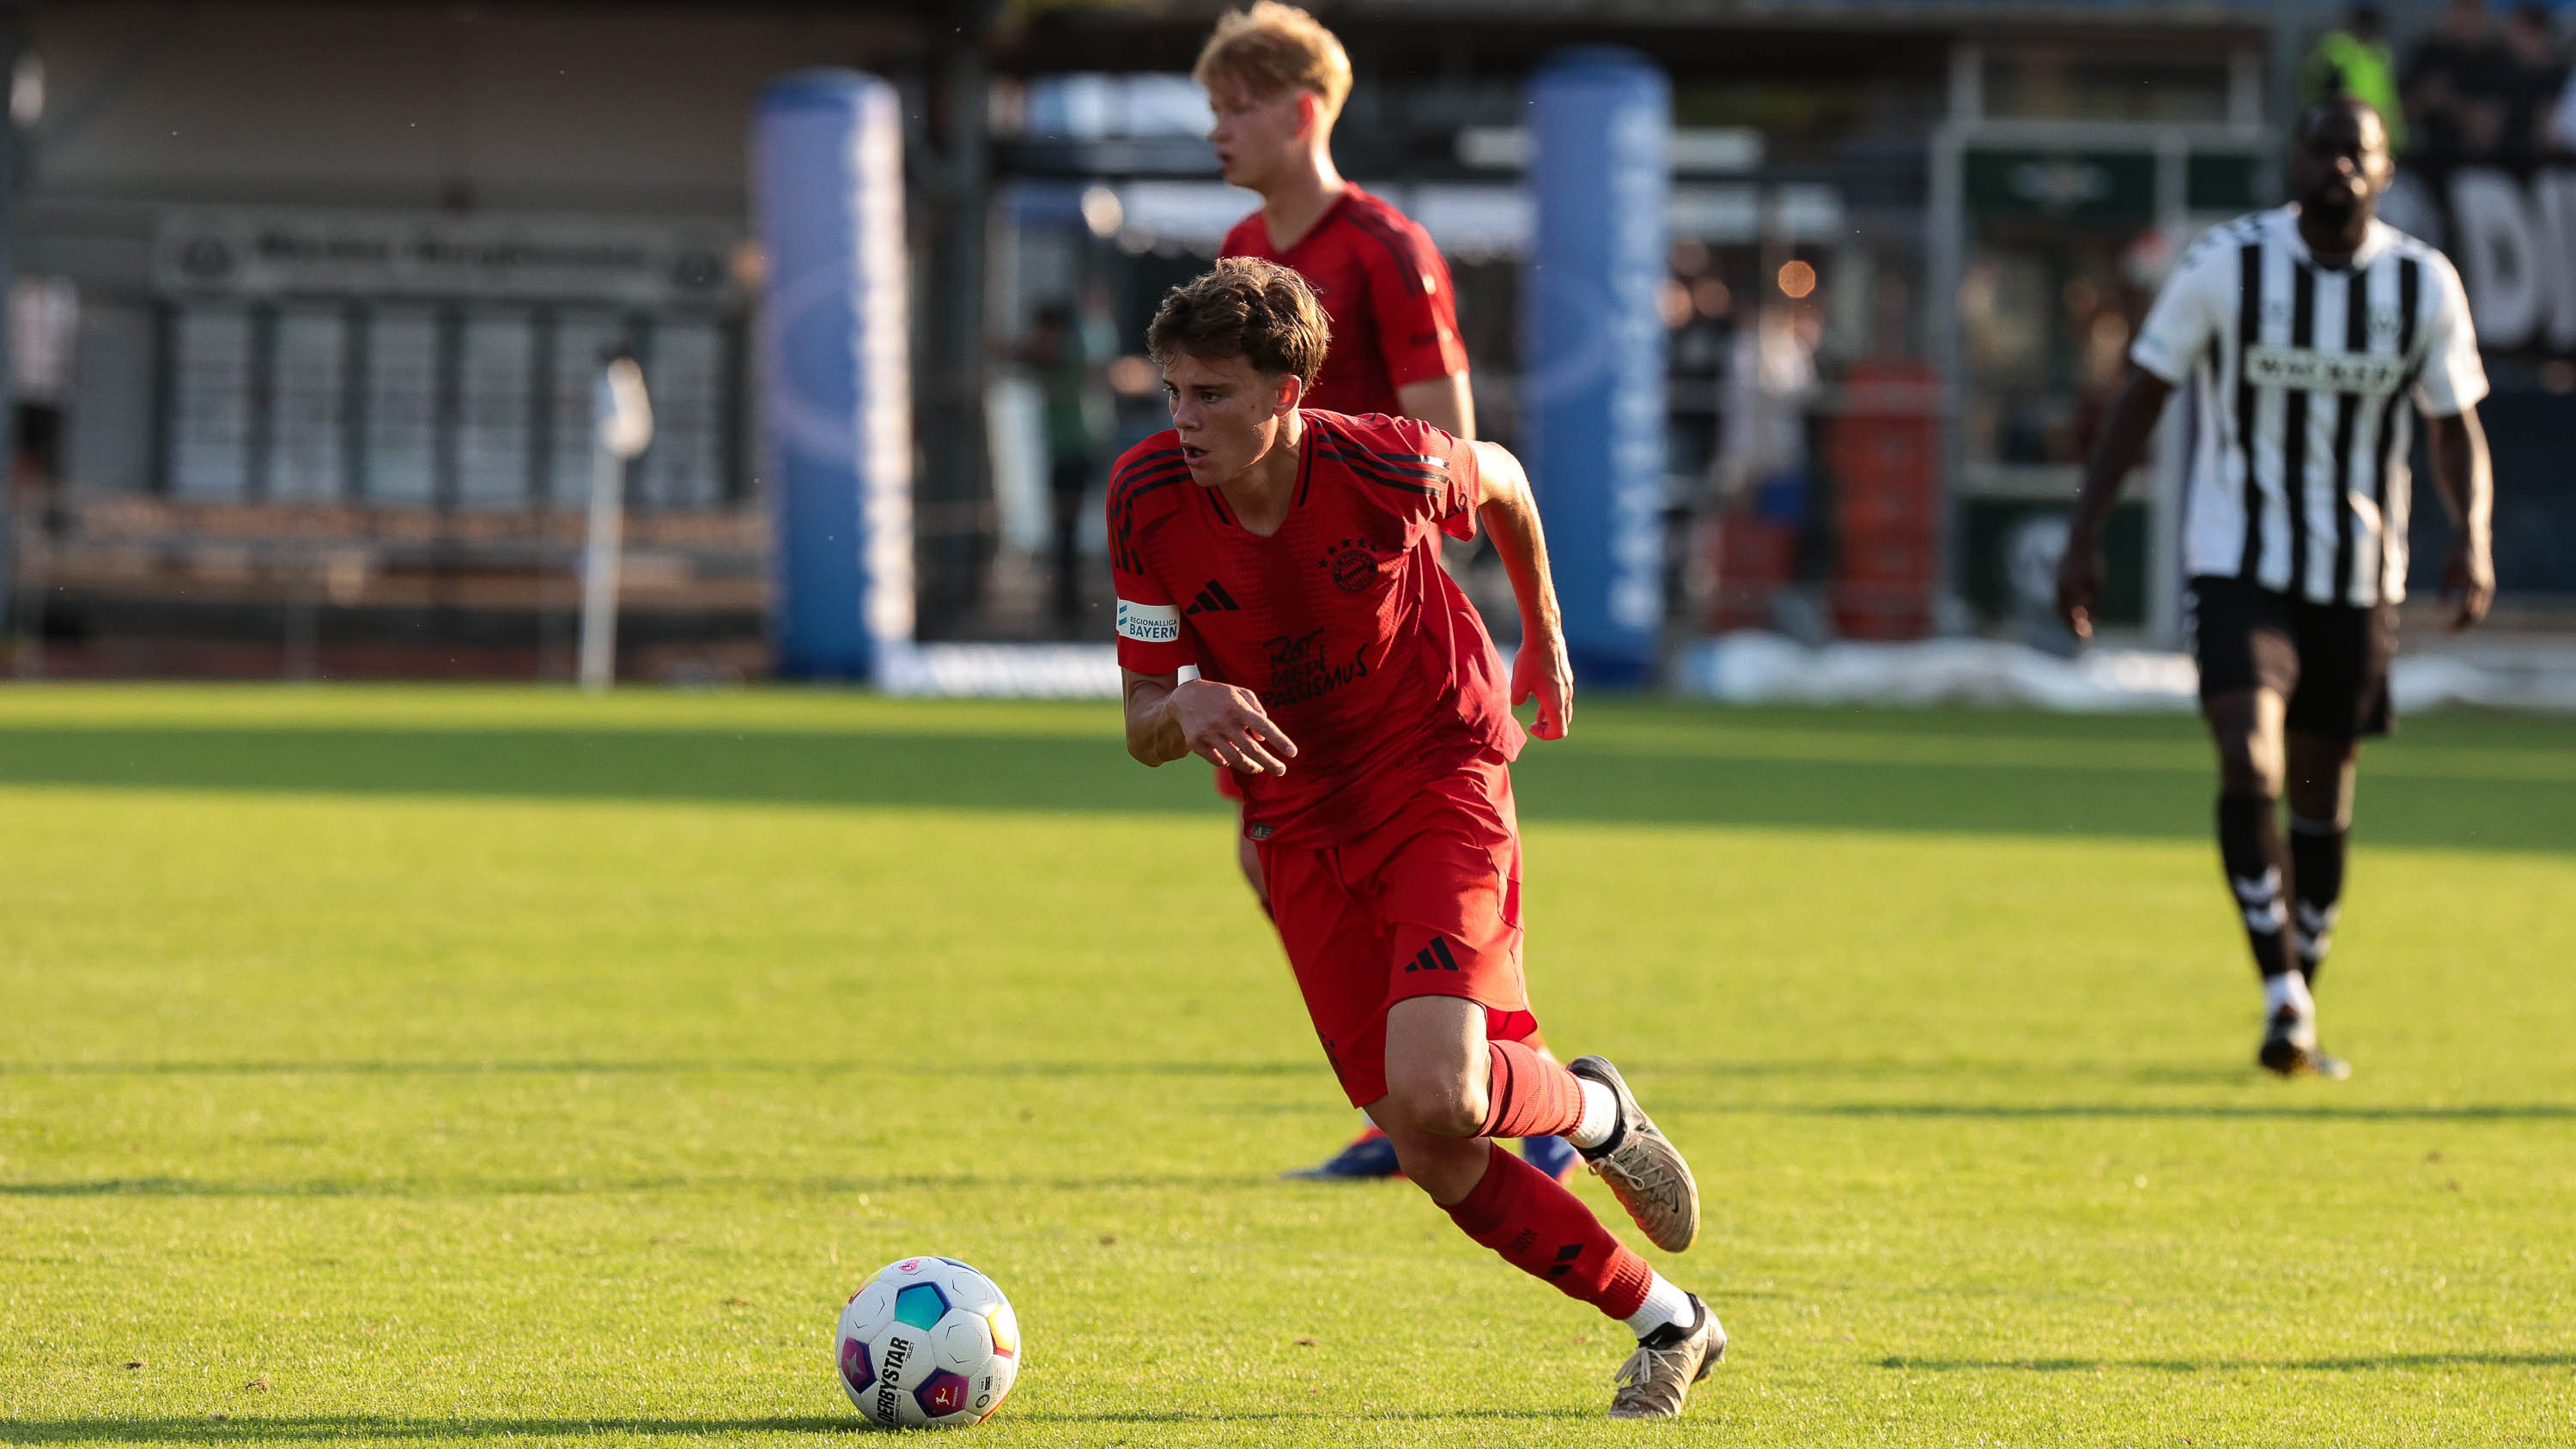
[755,71,914,680]
[1524,50,1669,687]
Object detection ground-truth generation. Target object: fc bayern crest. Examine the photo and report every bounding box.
[1318,537,1382,594]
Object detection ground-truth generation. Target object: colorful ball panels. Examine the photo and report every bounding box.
[834,1256,1020,1428]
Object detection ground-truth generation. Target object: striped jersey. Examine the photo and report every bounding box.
[2131,205,2487,606]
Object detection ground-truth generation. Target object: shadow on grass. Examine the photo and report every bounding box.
[0,1172,1278,1198]
[0,720,2564,850]
[1647,1058,2295,1088]
[1877,1353,2576,1373]
[1795,1102,2576,1122]
[0,1419,852,1444]
[0,1408,1592,1442]
[0,1058,1317,1080]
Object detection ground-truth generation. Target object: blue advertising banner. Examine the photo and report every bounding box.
[1524,49,1669,686]
[754,70,914,680]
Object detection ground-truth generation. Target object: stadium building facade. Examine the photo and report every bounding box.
[9,2,925,677]
[1,0,2562,680]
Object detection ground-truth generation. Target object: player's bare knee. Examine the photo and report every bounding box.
[1385,1072,1483,1139]
[2205,689,2286,797]
[2215,737,2281,797]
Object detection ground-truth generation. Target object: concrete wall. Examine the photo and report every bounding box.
[23,3,912,498]
[29,4,908,227]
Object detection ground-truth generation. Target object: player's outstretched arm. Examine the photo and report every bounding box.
[1121,669,1301,774]
[2425,405,2495,631]
[2056,364,2176,640]
[1467,440,1573,740]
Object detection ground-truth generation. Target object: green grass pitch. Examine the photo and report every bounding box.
[3,685,2572,1446]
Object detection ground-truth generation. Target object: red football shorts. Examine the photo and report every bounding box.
[1255,751,1540,1108]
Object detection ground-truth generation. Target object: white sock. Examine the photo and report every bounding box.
[1623,1273,1695,1339]
[1568,1079,1619,1150]
[2263,972,2314,1018]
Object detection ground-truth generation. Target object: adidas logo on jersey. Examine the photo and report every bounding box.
[1402,936,1462,974]
[1185,579,1241,615]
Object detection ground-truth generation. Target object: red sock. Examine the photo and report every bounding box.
[1478,1039,1588,1140]
[1443,1143,1651,1321]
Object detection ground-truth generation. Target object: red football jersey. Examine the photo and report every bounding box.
[1219,186,1469,419]
[1110,410,1523,846]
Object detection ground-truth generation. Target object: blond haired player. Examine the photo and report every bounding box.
[1187,4,1574,1182]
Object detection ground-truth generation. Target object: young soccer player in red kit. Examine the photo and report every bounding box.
[1192,3,1577,1182]
[1111,258,1724,1419]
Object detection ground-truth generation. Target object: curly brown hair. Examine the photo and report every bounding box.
[1145,257,1332,391]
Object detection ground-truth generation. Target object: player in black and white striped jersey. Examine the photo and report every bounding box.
[2056,97,2495,1078]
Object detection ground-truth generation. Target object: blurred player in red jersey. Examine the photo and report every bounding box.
[1110,259,1724,1419]
[1200,4,1473,434]
[1191,3,1574,1181]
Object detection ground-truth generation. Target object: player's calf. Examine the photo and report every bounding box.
[1432,1139,1722,1418]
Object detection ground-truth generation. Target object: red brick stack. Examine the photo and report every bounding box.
[1704,508,1797,634]
[1826,359,1939,640]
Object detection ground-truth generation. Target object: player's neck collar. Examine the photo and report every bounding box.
[2282,203,2385,269]
[1262,178,1352,253]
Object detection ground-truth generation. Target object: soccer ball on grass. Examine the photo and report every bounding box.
[835,1256,1021,1428]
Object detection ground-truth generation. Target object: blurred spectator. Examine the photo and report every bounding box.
[2403,0,2510,157]
[2499,3,2571,153]
[1713,303,1819,509]
[2303,5,2407,154]
[1025,299,1114,632]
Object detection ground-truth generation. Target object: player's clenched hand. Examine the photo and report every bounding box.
[2054,534,2105,642]
[2442,536,2494,633]
[1171,677,1299,775]
[1513,625,1575,741]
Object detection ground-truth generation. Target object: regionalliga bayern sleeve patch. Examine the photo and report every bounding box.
[1115,599,1182,645]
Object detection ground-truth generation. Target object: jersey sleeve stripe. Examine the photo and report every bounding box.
[1342,453,1448,483]
[1340,207,1439,296]
[1323,455,1440,496]
[1110,459,1190,494]
[1356,445,1449,470]
[1358,448,1451,474]
[1110,447,1187,488]
[1108,470,1188,573]
[1317,444,1441,495]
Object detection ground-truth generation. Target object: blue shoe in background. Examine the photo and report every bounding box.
[1283,1126,1402,1180]
[1520,1133,1580,1182]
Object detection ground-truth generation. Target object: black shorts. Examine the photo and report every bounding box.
[2185,575,2397,740]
